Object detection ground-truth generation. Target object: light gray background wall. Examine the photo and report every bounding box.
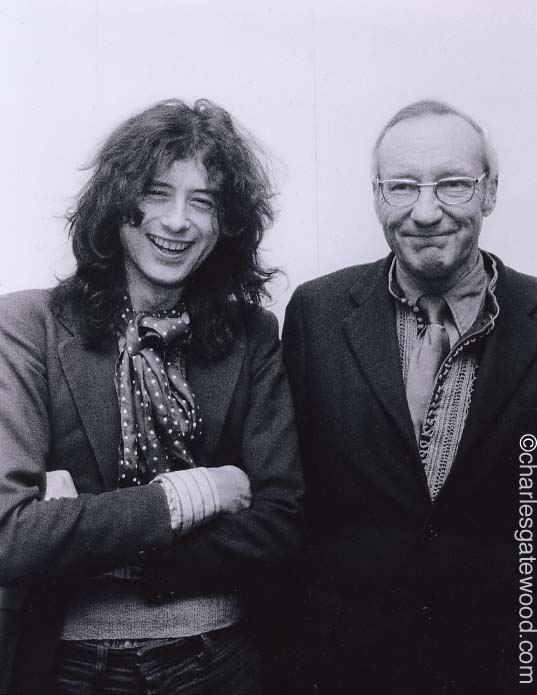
[1,0,536,327]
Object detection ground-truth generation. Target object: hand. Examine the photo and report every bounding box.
[207,465,251,514]
[45,470,78,500]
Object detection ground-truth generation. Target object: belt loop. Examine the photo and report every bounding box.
[95,643,109,675]
[197,632,215,663]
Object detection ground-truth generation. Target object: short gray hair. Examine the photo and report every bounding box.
[371,99,498,184]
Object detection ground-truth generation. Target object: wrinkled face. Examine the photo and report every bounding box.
[119,157,219,310]
[374,114,496,287]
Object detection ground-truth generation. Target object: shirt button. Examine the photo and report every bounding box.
[421,605,433,621]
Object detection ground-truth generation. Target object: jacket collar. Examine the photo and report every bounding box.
[343,251,537,469]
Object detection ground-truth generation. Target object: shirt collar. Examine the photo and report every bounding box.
[388,251,499,337]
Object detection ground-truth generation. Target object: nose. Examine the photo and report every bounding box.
[410,187,443,227]
[160,196,191,233]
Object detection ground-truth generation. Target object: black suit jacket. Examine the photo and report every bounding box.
[0,289,302,692]
[282,252,537,694]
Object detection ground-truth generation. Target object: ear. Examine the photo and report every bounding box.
[372,180,383,221]
[481,174,498,217]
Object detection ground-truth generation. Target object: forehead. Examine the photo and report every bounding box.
[377,114,484,179]
[154,157,210,187]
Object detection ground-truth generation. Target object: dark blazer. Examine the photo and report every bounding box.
[282,252,537,694]
[0,289,302,693]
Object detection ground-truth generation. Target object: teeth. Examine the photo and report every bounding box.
[148,235,191,252]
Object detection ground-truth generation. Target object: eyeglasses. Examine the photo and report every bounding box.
[377,172,486,207]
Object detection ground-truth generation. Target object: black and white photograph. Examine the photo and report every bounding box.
[1,1,536,693]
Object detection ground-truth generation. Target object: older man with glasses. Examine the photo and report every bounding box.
[283,99,534,694]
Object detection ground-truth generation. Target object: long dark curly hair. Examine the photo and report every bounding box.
[53,99,276,360]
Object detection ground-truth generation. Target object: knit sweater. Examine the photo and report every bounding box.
[60,577,243,639]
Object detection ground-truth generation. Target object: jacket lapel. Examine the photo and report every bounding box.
[56,299,246,485]
[343,257,417,455]
[456,259,537,461]
[187,336,246,457]
[58,328,120,491]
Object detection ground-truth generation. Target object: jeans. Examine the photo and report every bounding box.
[51,625,261,694]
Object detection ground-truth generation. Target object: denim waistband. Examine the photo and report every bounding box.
[60,622,242,657]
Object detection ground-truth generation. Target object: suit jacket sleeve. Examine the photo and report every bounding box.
[282,286,322,527]
[143,309,304,597]
[0,292,174,586]
[281,286,309,438]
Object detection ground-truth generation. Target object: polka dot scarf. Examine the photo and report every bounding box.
[115,298,202,488]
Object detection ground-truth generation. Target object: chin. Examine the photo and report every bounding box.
[406,252,456,282]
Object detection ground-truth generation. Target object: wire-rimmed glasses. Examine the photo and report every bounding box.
[377,172,486,207]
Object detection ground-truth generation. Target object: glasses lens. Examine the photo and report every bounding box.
[382,180,419,206]
[436,178,474,204]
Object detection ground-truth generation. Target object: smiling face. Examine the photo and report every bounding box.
[119,157,219,311]
[374,114,496,289]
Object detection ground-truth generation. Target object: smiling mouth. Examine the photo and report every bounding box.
[147,234,193,254]
[403,231,455,239]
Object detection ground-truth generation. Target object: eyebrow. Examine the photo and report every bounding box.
[146,179,174,189]
[146,180,218,195]
[433,169,474,179]
[383,170,475,181]
[190,188,218,195]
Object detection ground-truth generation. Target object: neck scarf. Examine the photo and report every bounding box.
[114,298,202,488]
